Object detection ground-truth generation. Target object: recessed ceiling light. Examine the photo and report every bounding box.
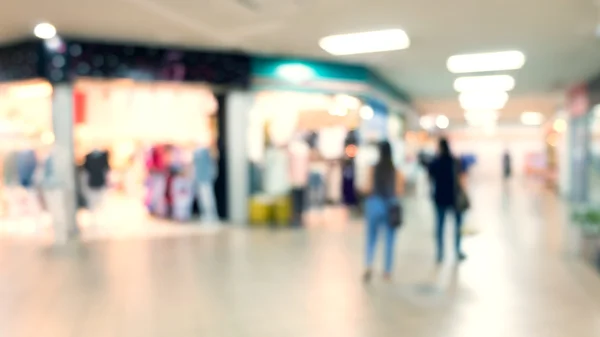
[454,75,515,92]
[319,29,410,56]
[436,115,450,129]
[34,23,57,40]
[447,51,525,73]
[459,91,509,110]
[521,111,544,126]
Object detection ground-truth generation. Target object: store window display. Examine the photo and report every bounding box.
[73,80,220,225]
[246,91,361,226]
[0,80,70,238]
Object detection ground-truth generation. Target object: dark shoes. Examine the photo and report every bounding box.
[436,252,467,264]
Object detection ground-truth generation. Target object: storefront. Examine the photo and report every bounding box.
[225,57,413,226]
[72,79,220,229]
[0,79,56,235]
[0,38,251,241]
[566,83,591,203]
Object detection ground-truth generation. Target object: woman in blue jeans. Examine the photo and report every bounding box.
[362,141,404,282]
[428,138,467,263]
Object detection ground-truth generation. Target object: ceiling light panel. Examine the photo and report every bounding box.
[521,111,544,126]
[319,29,410,56]
[447,51,526,73]
[454,75,515,92]
[459,91,509,110]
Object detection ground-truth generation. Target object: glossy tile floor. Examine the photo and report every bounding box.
[1,178,600,337]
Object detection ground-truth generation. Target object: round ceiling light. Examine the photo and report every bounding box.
[34,23,57,40]
[436,115,450,129]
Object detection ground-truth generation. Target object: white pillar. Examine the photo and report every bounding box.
[226,91,254,224]
[51,84,78,243]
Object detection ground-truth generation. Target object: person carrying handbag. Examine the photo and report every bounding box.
[428,138,469,264]
[361,141,405,282]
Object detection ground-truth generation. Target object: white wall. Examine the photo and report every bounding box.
[448,126,545,181]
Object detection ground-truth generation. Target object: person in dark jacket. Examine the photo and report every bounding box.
[428,138,467,263]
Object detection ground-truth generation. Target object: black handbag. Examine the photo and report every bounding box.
[388,199,403,229]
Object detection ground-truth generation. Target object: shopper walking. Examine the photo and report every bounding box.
[362,141,404,282]
[428,138,468,263]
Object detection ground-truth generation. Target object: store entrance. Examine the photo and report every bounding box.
[246,91,364,227]
[74,79,221,235]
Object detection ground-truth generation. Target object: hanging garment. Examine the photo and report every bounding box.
[318,126,347,160]
[193,147,216,184]
[263,147,290,196]
[326,162,342,204]
[342,161,357,206]
[171,175,195,221]
[16,150,37,188]
[197,182,218,222]
[2,151,19,186]
[288,140,310,188]
[307,161,327,209]
[84,151,110,188]
[146,173,167,216]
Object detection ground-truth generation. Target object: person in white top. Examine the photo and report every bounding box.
[307,149,327,210]
[288,137,310,226]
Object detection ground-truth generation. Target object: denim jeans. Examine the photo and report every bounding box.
[365,196,398,273]
[435,204,464,261]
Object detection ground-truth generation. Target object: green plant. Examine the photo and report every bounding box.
[572,208,600,235]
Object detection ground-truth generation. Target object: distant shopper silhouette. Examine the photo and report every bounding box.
[428,138,468,263]
[503,149,512,180]
[362,141,405,282]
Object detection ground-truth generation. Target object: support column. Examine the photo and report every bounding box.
[51,84,78,243]
[226,91,254,224]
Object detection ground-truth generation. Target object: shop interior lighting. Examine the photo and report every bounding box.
[454,75,515,92]
[459,91,509,110]
[419,115,435,130]
[436,115,450,129]
[447,50,526,73]
[335,94,361,110]
[520,111,544,126]
[319,29,410,56]
[34,23,57,40]
[329,106,348,116]
[9,82,53,99]
[553,118,567,133]
[464,110,499,126]
[276,64,315,83]
[359,105,374,120]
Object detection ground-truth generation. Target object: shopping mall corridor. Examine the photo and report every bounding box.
[0,179,599,337]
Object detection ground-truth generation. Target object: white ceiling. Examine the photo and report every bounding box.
[2,0,600,115]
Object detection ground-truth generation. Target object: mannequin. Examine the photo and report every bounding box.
[171,166,195,222]
[146,145,168,217]
[83,145,110,225]
[193,136,218,222]
[288,135,310,227]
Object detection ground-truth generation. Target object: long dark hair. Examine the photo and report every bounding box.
[438,138,452,158]
[374,141,395,195]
